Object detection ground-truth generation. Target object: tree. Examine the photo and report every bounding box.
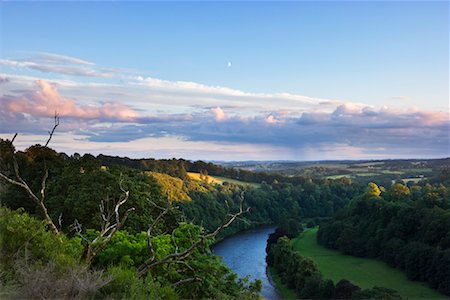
[366,182,382,198]
[0,114,60,235]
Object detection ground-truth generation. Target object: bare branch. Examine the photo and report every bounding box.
[44,113,59,148]
[58,213,63,231]
[142,200,177,268]
[137,197,249,278]
[11,133,18,144]
[171,277,202,288]
[0,116,61,235]
[76,178,135,264]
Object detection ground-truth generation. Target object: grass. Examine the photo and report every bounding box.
[402,177,426,184]
[353,162,385,167]
[186,172,222,184]
[354,172,380,177]
[406,168,433,173]
[381,170,404,175]
[326,175,352,179]
[186,172,260,188]
[292,228,445,299]
[268,267,298,300]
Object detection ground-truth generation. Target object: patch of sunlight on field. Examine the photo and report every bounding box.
[187,172,223,184]
[187,172,260,188]
[326,175,352,180]
[353,162,385,167]
[292,228,445,299]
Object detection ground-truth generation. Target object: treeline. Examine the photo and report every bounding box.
[97,154,311,185]
[266,233,402,299]
[317,182,450,296]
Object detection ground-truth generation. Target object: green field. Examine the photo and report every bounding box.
[292,228,445,299]
[353,162,385,167]
[402,177,426,184]
[326,174,352,180]
[187,172,260,188]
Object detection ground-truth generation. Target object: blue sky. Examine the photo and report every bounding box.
[0,1,449,160]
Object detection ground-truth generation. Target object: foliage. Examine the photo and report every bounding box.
[0,206,81,275]
[317,182,450,296]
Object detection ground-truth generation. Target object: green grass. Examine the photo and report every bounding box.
[401,177,426,184]
[187,172,260,188]
[292,228,445,299]
[326,174,352,180]
[381,170,405,175]
[213,176,261,188]
[353,162,385,167]
[268,267,298,300]
[355,172,380,177]
[405,168,433,173]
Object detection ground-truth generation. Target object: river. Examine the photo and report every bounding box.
[212,226,281,300]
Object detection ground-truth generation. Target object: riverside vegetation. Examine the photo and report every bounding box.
[1,133,449,299]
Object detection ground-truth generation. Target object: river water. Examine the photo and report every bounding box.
[212,226,281,300]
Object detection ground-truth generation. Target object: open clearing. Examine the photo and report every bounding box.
[187,172,260,188]
[292,228,444,299]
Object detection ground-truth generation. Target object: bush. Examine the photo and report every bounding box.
[0,206,81,277]
[13,262,111,299]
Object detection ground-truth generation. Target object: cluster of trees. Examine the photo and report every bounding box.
[317,182,450,295]
[179,177,363,239]
[266,235,401,299]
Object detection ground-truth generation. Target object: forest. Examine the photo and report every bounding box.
[1,135,449,299]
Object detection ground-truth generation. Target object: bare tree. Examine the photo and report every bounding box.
[72,177,135,264]
[0,114,60,235]
[137,193,250,278]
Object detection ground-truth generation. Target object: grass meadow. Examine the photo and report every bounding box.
[292,228,445,299]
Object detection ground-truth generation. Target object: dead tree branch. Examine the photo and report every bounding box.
[44,113,59,147]
[171,276,202,288]
[0,114,60,235]
[137,196,249,278]
[74,177,135,264]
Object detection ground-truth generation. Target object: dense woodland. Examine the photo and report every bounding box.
[1,137,449,299]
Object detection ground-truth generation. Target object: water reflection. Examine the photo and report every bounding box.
[213,226,281,300]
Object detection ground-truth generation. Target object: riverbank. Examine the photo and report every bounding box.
[267,267,297,300]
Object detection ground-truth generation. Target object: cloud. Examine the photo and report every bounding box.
[0,53,121,78]
[1,80,139,122]
[0,76,10,84]
[211,107,227,122]
[265,115,279,124]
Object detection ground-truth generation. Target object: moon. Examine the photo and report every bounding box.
[227,61,232,68]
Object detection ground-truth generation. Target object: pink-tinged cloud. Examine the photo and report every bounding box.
[3,80,139,122]
[265,115,279,124]
[211,106,227,122]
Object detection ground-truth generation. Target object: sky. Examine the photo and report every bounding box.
[0,1,449,161]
